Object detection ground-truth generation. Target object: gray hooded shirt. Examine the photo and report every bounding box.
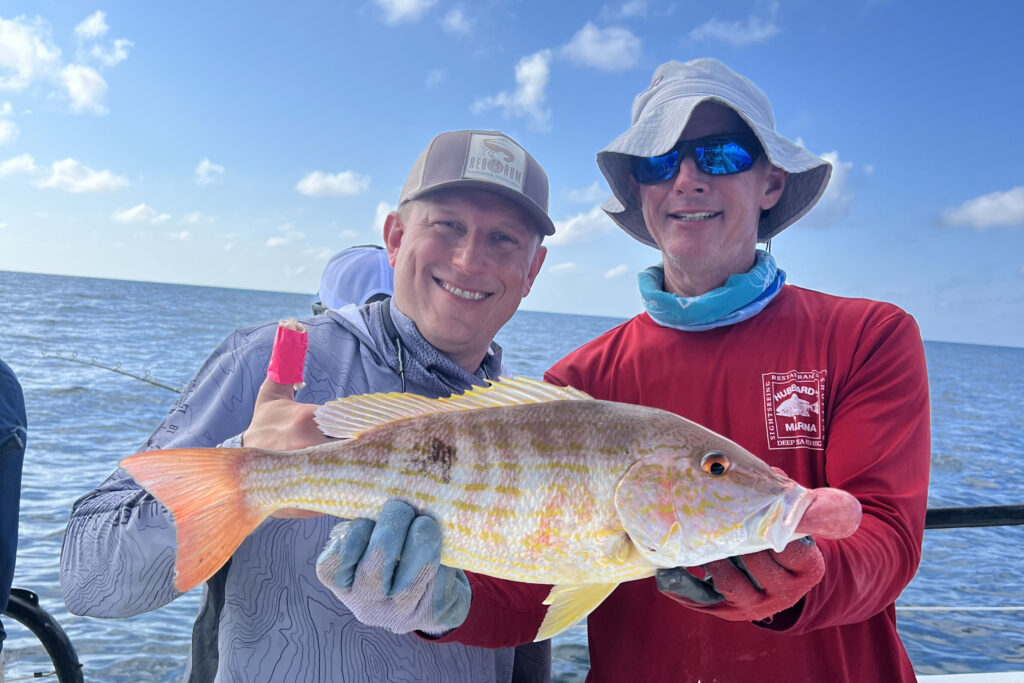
[59,299,548,682]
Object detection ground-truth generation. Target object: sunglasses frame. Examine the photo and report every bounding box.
[631,133,762,184]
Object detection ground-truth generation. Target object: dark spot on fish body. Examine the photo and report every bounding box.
[411,436,457,483]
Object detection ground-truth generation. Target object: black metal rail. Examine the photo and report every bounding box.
[925,504,1024,530]
[2,588,83,682]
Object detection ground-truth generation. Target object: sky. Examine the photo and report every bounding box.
[1,1,1022,347]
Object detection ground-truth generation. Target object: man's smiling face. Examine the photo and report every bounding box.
[385,187,546,372]
[631,102,785,296]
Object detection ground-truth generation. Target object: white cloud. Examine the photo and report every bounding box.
[195,158,225,186]
[561,23,641,72]
[567,181,606,204]
[547,204,617,246]
[296,170,371,196]
[90,38,133,67]
[61,64,108,114]
[689,8,780,48]
[800,150,853,229]
[0,16,63,90]
[619,0,647,17]
[548,262,579,275]
[442,9,472,34]
[376,0,437,24]
[0,153,38,177]
[112,203,171,223]
[266,236,291,248]
[374,201,396,234]
[163,230,190,241]
[604,264,630,278]
[941,186,1024,229]
[36,157,128,192]
[472,50,552,130]
[302,246,335,261]
[0,119,18,145]
[425,68,444,87]
[180,211,214,224]
[74,11,109,39]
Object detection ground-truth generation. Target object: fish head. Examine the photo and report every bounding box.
[613,442,816,568]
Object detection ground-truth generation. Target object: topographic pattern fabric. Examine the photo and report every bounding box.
[58,302,521,682]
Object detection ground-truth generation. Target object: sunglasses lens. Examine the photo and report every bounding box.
[695,139,755,175]
[631,148,681,184]
[632,136,759,183]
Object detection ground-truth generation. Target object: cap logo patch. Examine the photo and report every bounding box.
[463,133,526,192]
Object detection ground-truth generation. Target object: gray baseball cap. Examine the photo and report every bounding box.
[399,130,556,237]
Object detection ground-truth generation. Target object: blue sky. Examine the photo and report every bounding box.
[1,1,1022,347]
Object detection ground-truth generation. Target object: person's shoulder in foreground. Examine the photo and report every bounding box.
[1,359,27,660]
[59,129,555,682]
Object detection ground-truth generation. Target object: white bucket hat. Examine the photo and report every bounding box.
[597,58,832,245]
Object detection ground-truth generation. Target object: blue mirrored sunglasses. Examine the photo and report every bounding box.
[631,134,762,184]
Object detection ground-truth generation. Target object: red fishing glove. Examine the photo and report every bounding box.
[656,536,825,626]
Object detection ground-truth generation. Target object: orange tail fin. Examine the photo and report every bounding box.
[120,447,268,593]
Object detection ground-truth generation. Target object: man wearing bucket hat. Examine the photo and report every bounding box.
[413,59,929,681]
[540,59,928,680]
[61,130,554,682]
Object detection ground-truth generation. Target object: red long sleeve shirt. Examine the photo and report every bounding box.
[443,285,930,683]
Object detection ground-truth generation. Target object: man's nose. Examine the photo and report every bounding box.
[672,155,709,194]
[452,236,488,273]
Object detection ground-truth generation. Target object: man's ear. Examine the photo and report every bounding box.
[521,245,547,297]
[761,165,787,211]
[382,211,404,267]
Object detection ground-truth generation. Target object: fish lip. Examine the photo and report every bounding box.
[744,485,814,551]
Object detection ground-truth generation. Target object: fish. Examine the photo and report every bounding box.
[119,376,862,640]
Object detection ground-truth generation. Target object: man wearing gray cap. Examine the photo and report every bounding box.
[60,130,553,682]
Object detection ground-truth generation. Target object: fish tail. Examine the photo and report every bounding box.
[120,447,267,593]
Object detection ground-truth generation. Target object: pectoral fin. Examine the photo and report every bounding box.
[535,582,619,641]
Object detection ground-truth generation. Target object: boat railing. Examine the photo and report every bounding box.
[3,504,1022,680]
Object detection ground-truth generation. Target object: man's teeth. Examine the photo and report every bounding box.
[670,212,718,221]
[441,281,488,300]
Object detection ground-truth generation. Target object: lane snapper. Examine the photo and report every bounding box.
[119,376,861,640]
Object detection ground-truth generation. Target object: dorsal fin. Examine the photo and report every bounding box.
[314,376,592,440]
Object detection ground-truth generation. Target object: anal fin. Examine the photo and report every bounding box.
[535,582,618,641]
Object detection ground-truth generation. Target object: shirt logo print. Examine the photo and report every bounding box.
[762,369,826,450]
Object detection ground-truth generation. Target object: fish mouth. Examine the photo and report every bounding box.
[435,277,492,301]
[744,485,815,552]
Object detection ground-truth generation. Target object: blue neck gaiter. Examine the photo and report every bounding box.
[638,250,785,331]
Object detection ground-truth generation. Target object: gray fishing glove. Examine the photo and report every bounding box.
[315,499,471,635]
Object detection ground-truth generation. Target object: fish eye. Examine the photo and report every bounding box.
[700,451,731,476]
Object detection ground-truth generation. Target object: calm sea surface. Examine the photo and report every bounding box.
[1,269,1022,681]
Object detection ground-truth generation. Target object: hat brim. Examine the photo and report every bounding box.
[597,95,832,245]
[402,179,556,237]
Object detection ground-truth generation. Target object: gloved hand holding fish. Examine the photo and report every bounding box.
[120,371,862,641]
[316,499,472,636]
[655,536,825,624]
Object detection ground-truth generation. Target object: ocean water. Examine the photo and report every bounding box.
[0,269,1022,681]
